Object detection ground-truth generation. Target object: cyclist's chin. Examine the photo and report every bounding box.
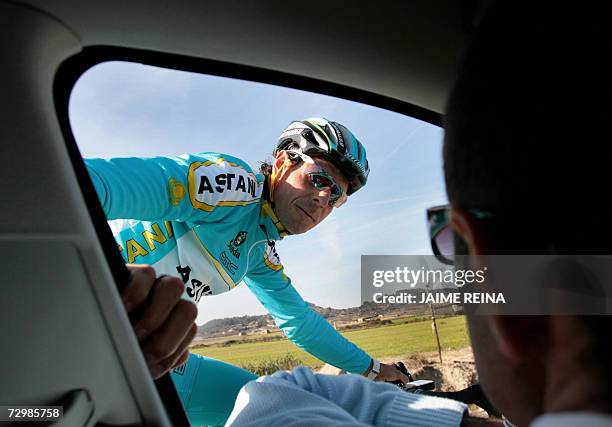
[278,209,316,235]
[285,218,316,235]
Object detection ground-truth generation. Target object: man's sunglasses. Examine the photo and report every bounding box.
[288,150,347,207]
[305,169,347,207]
[427,204,494,265]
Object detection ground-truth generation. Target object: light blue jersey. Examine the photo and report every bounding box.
[85,152,371,425]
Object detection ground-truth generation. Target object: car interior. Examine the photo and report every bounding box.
[0,0,483,425]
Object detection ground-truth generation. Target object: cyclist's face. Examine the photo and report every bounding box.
[273,151,349,235]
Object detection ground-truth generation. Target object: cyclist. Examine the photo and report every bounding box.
[85,118,410,425]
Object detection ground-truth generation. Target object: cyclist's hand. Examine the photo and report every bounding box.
[368,363,410,384]
[375,362,412,384]
[122,264,198,379]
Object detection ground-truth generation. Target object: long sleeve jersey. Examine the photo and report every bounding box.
[85,152,371,374]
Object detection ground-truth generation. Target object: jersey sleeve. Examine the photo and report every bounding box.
[243,244,372,374]
[85,152,261,223]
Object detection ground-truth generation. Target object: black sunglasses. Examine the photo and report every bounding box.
[426,205,495,265]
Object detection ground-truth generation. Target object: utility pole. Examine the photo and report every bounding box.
[428,281,443,364]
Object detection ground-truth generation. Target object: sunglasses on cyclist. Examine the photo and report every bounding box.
[287,150,348,207]
[427,204,495,265]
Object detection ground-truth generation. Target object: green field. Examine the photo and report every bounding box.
[192,316,470,368]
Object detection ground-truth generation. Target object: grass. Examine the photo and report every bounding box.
[192,315,470,369]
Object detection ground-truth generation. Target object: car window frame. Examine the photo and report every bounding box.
[53,45,443,425]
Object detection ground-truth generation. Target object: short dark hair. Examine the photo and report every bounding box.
[259,160,273,177]
[444,2,611,253]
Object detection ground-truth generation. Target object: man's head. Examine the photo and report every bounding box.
[271,151,349,234]
[443,2,612,423]
[268,118,369,234]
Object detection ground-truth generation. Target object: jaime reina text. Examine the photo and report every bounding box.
[372,292,506,304]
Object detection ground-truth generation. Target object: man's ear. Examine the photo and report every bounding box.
[449,206,487,255]
[487,316,549,364]
[273,150,290,173]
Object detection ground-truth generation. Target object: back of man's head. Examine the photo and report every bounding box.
[444,1,611,253]
[443,2,612,423]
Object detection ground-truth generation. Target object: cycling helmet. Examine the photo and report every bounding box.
[276,118,370,195]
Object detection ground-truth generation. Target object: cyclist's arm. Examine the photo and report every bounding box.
[85,152,260,222]
[243,249,372,374]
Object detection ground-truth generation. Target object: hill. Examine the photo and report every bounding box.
[197,288,459,338]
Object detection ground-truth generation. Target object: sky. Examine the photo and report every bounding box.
[69,61,447,324]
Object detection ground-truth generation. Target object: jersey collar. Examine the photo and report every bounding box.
[260,200,290,239]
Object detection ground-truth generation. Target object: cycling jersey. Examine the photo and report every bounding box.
[85,152,372,424]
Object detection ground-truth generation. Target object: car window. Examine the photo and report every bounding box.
[68,63,470,412]
[70,61,447,325]
[68,61,473,426]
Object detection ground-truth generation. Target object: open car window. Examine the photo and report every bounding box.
[68,60,469,426]
[70,61,448,325]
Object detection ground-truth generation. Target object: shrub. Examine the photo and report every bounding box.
[239,354,303,376]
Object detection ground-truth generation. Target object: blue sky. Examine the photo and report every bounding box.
[69,61,447,324]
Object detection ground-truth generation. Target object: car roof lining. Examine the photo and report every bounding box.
[26,0,475,114]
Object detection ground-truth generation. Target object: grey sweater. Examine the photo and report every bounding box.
[226,366,467,427]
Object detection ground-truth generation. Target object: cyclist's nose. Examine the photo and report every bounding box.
[312,188,332,208]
